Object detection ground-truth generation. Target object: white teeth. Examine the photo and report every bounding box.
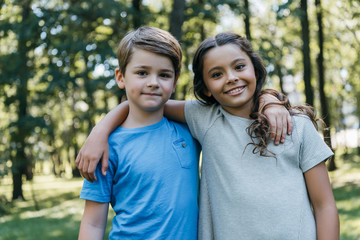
[227,87,244,94]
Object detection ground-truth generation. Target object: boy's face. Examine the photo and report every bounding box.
[115,49,177,114]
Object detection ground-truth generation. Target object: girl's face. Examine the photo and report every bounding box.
[202,43,257,118]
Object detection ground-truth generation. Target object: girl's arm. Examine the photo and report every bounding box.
[76,101,129,182]
[78,200,109,240]
[304,161,340,240]
[76,100,185,182]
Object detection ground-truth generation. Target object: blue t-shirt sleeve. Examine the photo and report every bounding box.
[297,116,334,172]
[80,146,118,203]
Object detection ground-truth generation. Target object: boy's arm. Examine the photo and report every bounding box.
[78,200,109,240]
[259,92,293,145]
[304,161,340,240]
[164,97,291,144]
[76,101,129,182]
[164,100,186,123]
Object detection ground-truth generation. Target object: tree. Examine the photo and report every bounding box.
[169,0,185,42]
[315,0,336,170]
[244,0,252,41]
[132,0,142,28]
[299,0,314,106]
[0,0,46,200]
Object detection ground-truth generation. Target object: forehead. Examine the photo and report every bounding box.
[204,44,250,65]
[128,48,174,69]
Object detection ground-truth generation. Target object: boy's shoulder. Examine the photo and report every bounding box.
[167,118,190,131]
[107,117,191,142]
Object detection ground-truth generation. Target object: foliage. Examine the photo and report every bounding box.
[0,0,359,200]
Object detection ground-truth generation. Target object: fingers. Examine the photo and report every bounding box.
[280,115,287,143]
[287,114,293,135]
[87,159,98,182]
[81,158,92,183]
[75,151,82,168]
[269,119,276,143]
[274,116,281,145]
[77,152,96,183]
[101,147,109,176]
[264,103,292,145]
[268,112,284,145]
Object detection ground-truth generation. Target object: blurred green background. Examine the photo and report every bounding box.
[0,0,359,239]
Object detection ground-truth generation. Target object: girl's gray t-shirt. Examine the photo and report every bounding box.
[184,100,333,240]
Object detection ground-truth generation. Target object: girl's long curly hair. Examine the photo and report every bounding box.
[192,32,322,158]
[247,89,322,158]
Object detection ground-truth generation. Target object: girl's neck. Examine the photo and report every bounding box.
[221,102,254,119]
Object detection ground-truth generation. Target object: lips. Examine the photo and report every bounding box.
[142,92,161,96]
[225,86,246,95]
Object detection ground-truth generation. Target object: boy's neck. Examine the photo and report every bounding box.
[121,107,164,128]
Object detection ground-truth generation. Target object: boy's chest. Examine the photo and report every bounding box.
[113,130,198,181]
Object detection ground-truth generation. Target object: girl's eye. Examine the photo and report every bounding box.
[211,72,222,78]
[159,73,172,78]
[235,64,245,70]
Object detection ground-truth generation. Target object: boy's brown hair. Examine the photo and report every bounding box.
[116,26,182,79]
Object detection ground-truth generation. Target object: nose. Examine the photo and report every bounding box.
[147,75,159,88]
[226,70,238,84]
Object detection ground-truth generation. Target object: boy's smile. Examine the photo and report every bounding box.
[202,44,256,118]
[115,48,177,124]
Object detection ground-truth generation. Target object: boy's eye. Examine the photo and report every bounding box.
[235,64,245,70]
[137,71,147,76]
[211,72,222,78]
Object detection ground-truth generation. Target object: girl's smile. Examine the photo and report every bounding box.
[202,43,257,118]
[225,85,247,96]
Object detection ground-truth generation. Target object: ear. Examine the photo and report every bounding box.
[203,87,212,97]
[115,68,125,89]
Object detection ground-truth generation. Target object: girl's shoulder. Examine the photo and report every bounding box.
[292,114,317,132]
[185,100,222,120]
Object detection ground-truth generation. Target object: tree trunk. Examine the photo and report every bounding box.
[315,0,336,171]
[275,63,285,94]
[169,0,185,41]
[132,0,141,28]
[12,0,32,201]
[300,0,314,106]
[199,0,205,41]
[244,0,252,41]
[169,0,185,99]
[12,150,26,200]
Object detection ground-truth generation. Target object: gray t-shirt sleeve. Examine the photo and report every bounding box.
[184,100,222,143]
[296,116,334,172]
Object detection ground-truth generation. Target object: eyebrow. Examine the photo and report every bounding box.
[207,57,246,75]
[133,65,174,73]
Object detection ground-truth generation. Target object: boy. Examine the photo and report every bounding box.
[78,26,200,240]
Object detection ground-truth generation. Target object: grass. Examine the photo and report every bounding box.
[0,176,115,240]
[0,151,359,239]
[328,149,360,240]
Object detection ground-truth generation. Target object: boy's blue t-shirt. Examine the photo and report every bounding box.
[80,117,200,240]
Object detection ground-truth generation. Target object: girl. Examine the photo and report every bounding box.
[77,32,339,239]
